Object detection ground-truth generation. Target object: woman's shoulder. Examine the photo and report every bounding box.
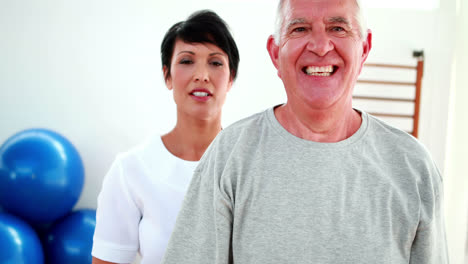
[115,134,165,160]
[106,134,168,177]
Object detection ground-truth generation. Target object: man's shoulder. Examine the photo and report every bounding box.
[366,113,434,162]
[367,114,419,143]
[363,113,443,192]
[218,108,271,141]
[200,108,274,161]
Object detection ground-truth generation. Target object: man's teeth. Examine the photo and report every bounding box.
[193,92,209,97]
[305,65,334,76]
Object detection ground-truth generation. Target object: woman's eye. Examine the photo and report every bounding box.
[180,59,193,64]
[211,61,223,67]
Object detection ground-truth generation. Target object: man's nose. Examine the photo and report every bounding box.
[306,30,334,56]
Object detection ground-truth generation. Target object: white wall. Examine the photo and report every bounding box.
[0,0,283,210]
[444,0,468,263]
[0,0,464,261]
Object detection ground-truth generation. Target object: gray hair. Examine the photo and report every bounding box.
[274,0,368,44]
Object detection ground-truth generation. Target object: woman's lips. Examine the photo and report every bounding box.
[190,89,212,102]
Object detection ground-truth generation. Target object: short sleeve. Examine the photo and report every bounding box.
[92,156,142,263]
[161,140,234,264]
[410,162,449,263]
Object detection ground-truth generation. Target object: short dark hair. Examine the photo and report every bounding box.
[161,10,240,81]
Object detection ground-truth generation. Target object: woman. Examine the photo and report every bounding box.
[91,10,239,264]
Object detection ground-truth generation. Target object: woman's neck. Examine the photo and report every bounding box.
[161,114,222,161]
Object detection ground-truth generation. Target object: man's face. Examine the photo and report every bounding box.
[268,0,371,110]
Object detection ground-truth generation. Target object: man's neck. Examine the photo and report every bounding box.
[274,102,362,143]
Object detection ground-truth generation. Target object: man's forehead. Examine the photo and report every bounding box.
[282,0,357,23]
[284,0,357,15]
[286,0,355,6]
[287,16,351,24]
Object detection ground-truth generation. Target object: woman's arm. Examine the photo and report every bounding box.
[92,156,141,264]
[92,256,119,264]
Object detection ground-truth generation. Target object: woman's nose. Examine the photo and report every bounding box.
[194,65,210,82]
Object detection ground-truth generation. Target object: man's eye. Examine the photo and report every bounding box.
[331,26,345,32]
[293,27,306,33]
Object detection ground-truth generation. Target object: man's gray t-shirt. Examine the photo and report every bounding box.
[161,107,448,264]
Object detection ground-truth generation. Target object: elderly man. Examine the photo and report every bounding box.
[161,0,449,263]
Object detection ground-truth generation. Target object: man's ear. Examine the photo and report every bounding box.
[267,35,281,78]
[163,66,172,90]
[361,29,372,63]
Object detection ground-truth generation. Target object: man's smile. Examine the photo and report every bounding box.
[302,65,337,76]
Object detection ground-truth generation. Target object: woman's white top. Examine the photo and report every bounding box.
[92,135,199,264]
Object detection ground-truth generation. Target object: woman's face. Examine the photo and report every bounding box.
[165,40,233,121]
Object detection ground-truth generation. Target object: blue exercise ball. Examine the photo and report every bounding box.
[44,209,96,264]
[0,128,84,224]
[0,213,44,264]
